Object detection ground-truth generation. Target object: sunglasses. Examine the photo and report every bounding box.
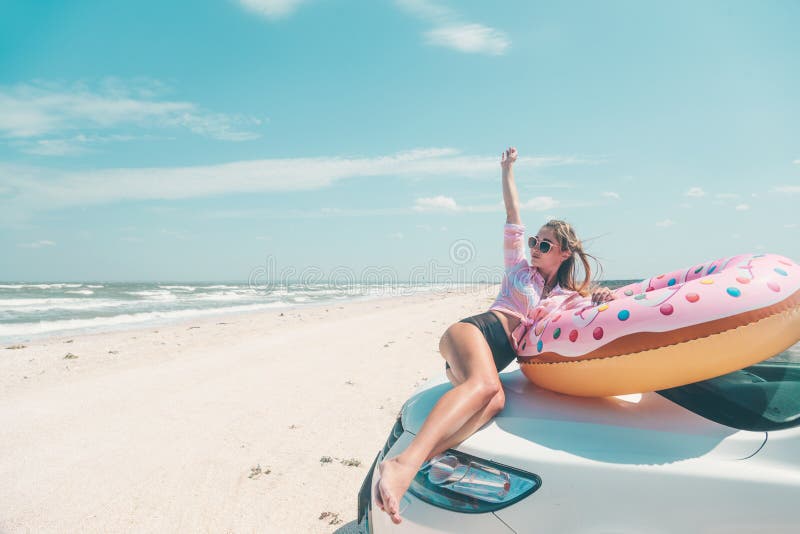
[528,236,557,254]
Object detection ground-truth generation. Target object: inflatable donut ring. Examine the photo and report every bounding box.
[517,253,800,397]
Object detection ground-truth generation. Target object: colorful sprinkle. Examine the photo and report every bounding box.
[707,265,717,274]
[668,278,676,286]
[727,287,741,297]
[569,329,578,342]
[521,341,527,350]
[656,274,665,279]
[768,281,781,292]
[537,340,543,352]
[593,327,604,340]
[624,289,634,296]
[694,266,704,274]
[634,294,647,300]
[775,268,788,277]
[700,279,714,285]
[779,260,792,266]
[598,303,609,312]
[736,276,751,284]
[685,293,700,303]
[553,314,561,323]
[553,327,561,339]
[660,303,674,315]
[617,309,630,321]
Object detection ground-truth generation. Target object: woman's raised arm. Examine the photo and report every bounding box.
[501,147,521,225]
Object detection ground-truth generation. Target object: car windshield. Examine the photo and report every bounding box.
[656,342,800,431]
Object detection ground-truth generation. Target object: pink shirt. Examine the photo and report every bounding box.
[489,223,584,353]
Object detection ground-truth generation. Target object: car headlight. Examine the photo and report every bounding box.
[408,450,541,513]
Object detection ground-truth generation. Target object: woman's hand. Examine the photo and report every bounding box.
[591,287,615,306]
[500,146,518,172]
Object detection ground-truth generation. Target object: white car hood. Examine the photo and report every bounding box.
[402,367,767,464]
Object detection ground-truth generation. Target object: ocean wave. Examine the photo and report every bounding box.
[157,285,197,291]
[0,297,129,312]
[189,294,251,302]
[202,285,241,289]
[66,289,94,295]
[0,283,84,289]
[125,290,178,301]
[0,301,291,339]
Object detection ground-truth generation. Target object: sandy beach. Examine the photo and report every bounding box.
[0,284,498,533]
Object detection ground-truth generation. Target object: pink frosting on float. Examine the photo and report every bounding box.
[516,253,800,359]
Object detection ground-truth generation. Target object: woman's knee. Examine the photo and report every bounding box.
[465,376,503,404]
[486,388,506,415]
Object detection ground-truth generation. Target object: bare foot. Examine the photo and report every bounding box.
[375,456,420,524]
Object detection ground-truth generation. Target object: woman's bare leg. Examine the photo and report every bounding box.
[376,322,506,524]
[438,329,506,455]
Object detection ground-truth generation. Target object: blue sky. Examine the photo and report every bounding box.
[1,0,798,282]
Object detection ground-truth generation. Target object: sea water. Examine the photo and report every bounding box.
[0,280,464,344]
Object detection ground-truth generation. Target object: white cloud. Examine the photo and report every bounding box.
[685,187,706,198]
[17,239,55,248]
[413,195,459,211]
[773,185,800,194]
[17,137,90,156]
[238,0,306,20]
[207,206,411,219]
[0,81,261,146]
[785,223,798,229]
[735,203,750,211]
[601,191,620,200]
[425,24,510,56]
[793,159,800,165]
[521,196,559,211]
[0,149,586,221]
[395,0,510,55]
[14,134,143,156]
[656,219,675,228]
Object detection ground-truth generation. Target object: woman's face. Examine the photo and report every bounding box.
[530,226,570,274]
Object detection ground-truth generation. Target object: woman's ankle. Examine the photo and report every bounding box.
[388,450,427,471]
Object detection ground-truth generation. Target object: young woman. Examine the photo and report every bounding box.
[375,146,615,524]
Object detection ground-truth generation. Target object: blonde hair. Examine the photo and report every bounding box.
[542,219,602,297]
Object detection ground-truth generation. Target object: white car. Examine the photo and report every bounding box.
[357,345,800,533]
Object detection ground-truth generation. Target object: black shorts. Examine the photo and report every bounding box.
[445,311,517,374]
